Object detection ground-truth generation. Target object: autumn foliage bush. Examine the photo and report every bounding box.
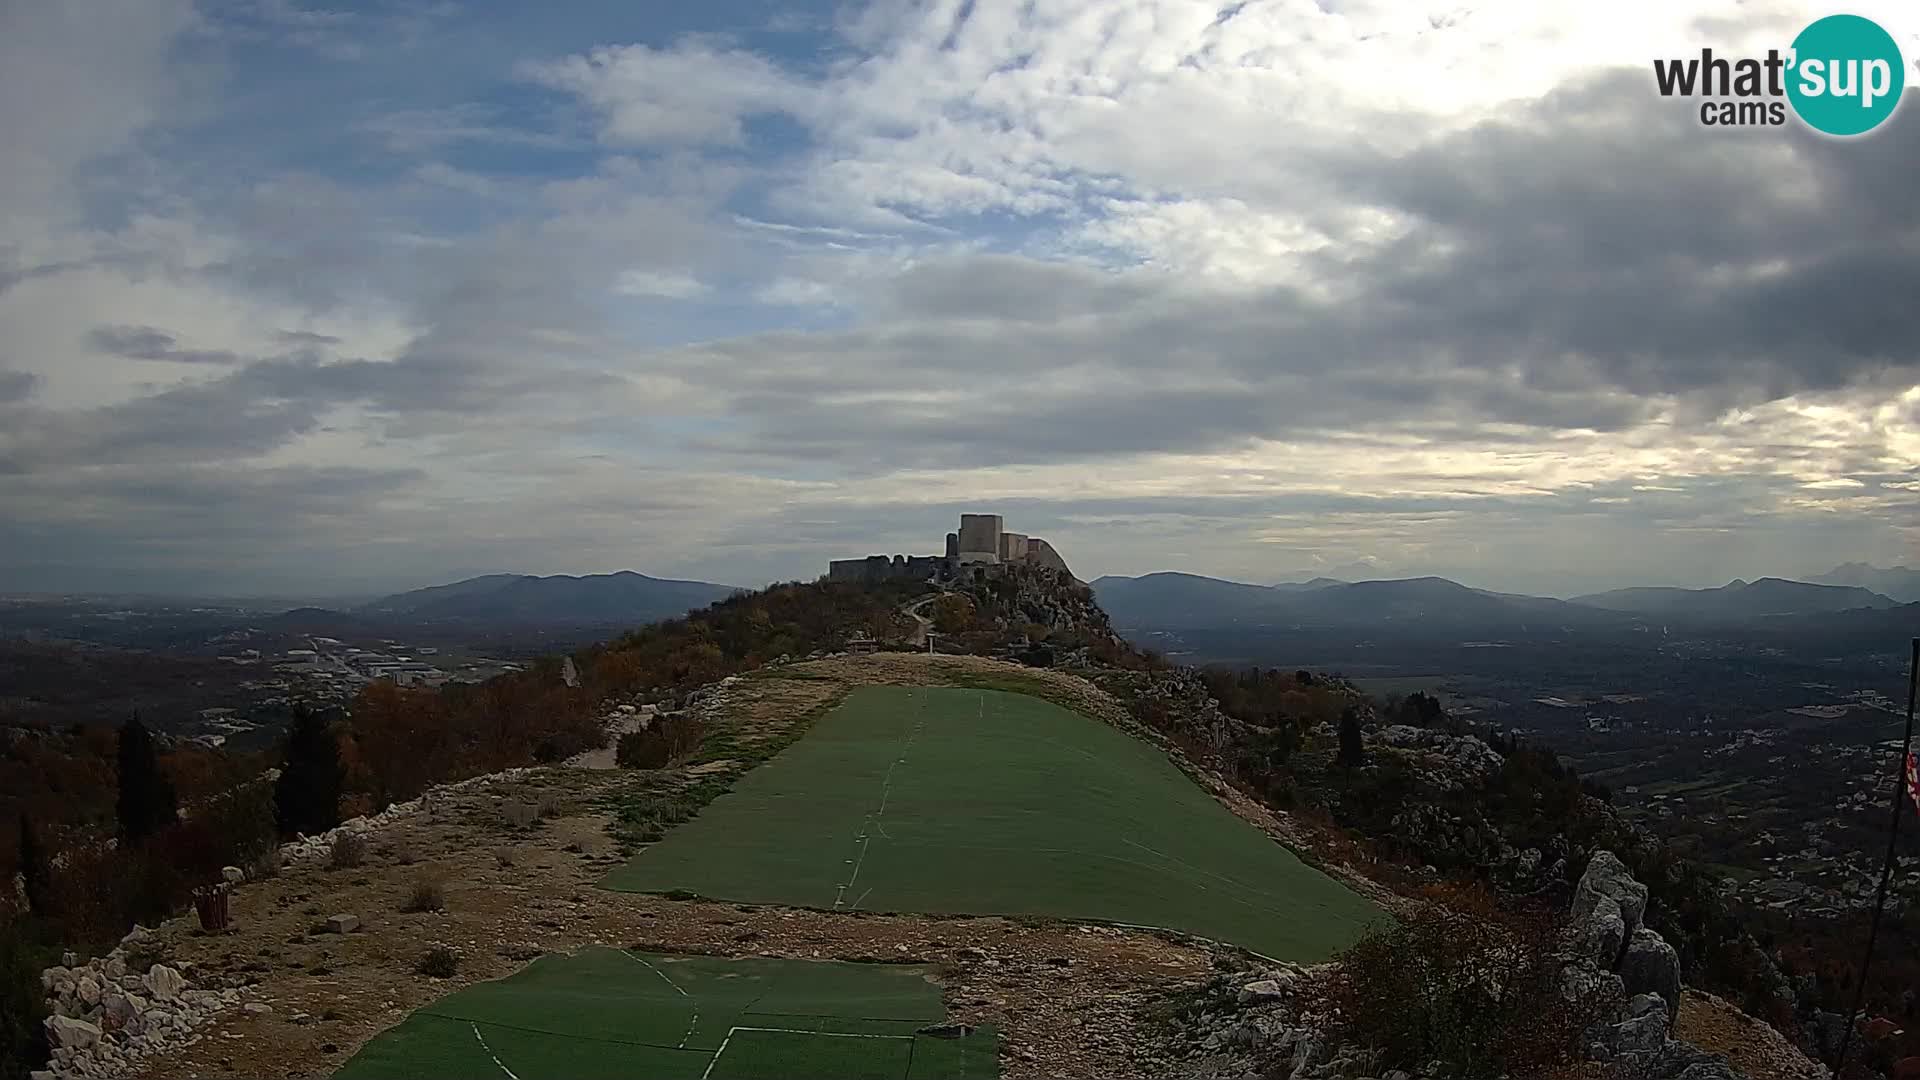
[615,716,706,770]
[1326,884,1617,1077]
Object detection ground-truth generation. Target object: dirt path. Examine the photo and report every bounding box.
[902,593,939,647]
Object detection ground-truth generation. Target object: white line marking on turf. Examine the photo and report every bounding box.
[623,950,700,1049]
[471,1023,521,1080]
[833,693,930,909]
[702,1022,918,1076]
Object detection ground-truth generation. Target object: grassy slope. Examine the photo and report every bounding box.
[334,948,999,1080]
[605,686,1384,961]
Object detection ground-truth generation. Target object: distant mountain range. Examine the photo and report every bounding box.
[1092,573,1608,631]
[1569,578,1898,617]
[352,572,741,626]
[1093,572,1907,632]
[1810,563,1920,603]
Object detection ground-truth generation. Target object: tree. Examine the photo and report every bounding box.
[1337,706,1366,768]
[115,715,178,845]
[1,917,53,1080]
[275,707,343,837]
[14,816,49,918]
[931,595,975,635]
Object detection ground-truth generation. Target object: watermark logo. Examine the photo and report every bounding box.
[1652,13,1907,136]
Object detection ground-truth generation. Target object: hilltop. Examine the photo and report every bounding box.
[8,564,1829,1079]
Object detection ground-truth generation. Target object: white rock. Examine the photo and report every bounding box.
[77,974,102,1005]
[221,865,246,884]
[144,964,185,1002]
[103,956,125,980]
[243,1002,272,1015]
[46,1014,102,1049]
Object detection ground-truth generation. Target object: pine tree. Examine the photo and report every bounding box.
[1337,706,1366,768]
[15,814,50,917]
[275,707,343,837]
[115,715,178,845]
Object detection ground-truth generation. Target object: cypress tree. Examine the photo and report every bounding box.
[115,715,178,845]
[15,814,50,916]
[1337,706,1366,768]
[275,707,343,837]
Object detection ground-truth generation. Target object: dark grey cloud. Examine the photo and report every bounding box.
[89,325,242,365]
[0,370,38,403]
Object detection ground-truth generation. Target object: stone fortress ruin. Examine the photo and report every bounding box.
[826,513,1072,584]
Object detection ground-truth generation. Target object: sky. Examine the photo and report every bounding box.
[2,0,1919,600]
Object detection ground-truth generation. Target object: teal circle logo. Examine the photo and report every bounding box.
[1787,14,1906,136]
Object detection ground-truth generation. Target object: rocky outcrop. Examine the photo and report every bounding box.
[1157,962,1391,1080]
[1621,927,1682,1020]
[1568,852,1752,1078]
[1572,850,1648,969]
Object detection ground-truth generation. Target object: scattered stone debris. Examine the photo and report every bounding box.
[40,937,254,1079]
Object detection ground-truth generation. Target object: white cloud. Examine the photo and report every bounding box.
[521,43,811,146]
[613,269,710,299]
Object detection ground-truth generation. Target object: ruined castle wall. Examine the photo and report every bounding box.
[1024,538,1071,576]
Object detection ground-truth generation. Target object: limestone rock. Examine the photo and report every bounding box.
[46,1014,102,1050]
[1573,851,1647,937]
[222,865,246,884]
[144,964,185,1002]
[325,913,359,934]
[1577,897,1629,969]
[1619,928,1681,1022]
[1238,979,1288,1004]
[77,973,102,1006]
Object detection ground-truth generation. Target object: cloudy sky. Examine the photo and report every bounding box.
[3,0,1919,599]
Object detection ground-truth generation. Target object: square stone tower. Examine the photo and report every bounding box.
[956,513,1004,563]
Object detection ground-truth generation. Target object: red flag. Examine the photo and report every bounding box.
[1906,752,1920,814]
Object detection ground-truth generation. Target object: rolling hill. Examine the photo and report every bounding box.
[356,571,741,625]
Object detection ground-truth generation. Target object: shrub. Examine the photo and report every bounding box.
[536,791,563,820]
[1326,886,1617,1077]
[401,879,445,913]
[0,916,54,1080]
[615,716,706,770]
[327,833,366,871]
[502,801,537,829]
[415,944,460,978]
[390,843,418,866]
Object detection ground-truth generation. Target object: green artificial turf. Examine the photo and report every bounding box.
[333,948,998,1080]
[604,686,1383,961]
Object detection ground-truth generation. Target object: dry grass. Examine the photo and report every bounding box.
[400,879,445,913]
[327,833,367,871]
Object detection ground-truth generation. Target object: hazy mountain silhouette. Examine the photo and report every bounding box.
[1569,578,1897,618]
[357,572,740,625]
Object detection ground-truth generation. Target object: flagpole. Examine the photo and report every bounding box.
[1835,637,1920,1076]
